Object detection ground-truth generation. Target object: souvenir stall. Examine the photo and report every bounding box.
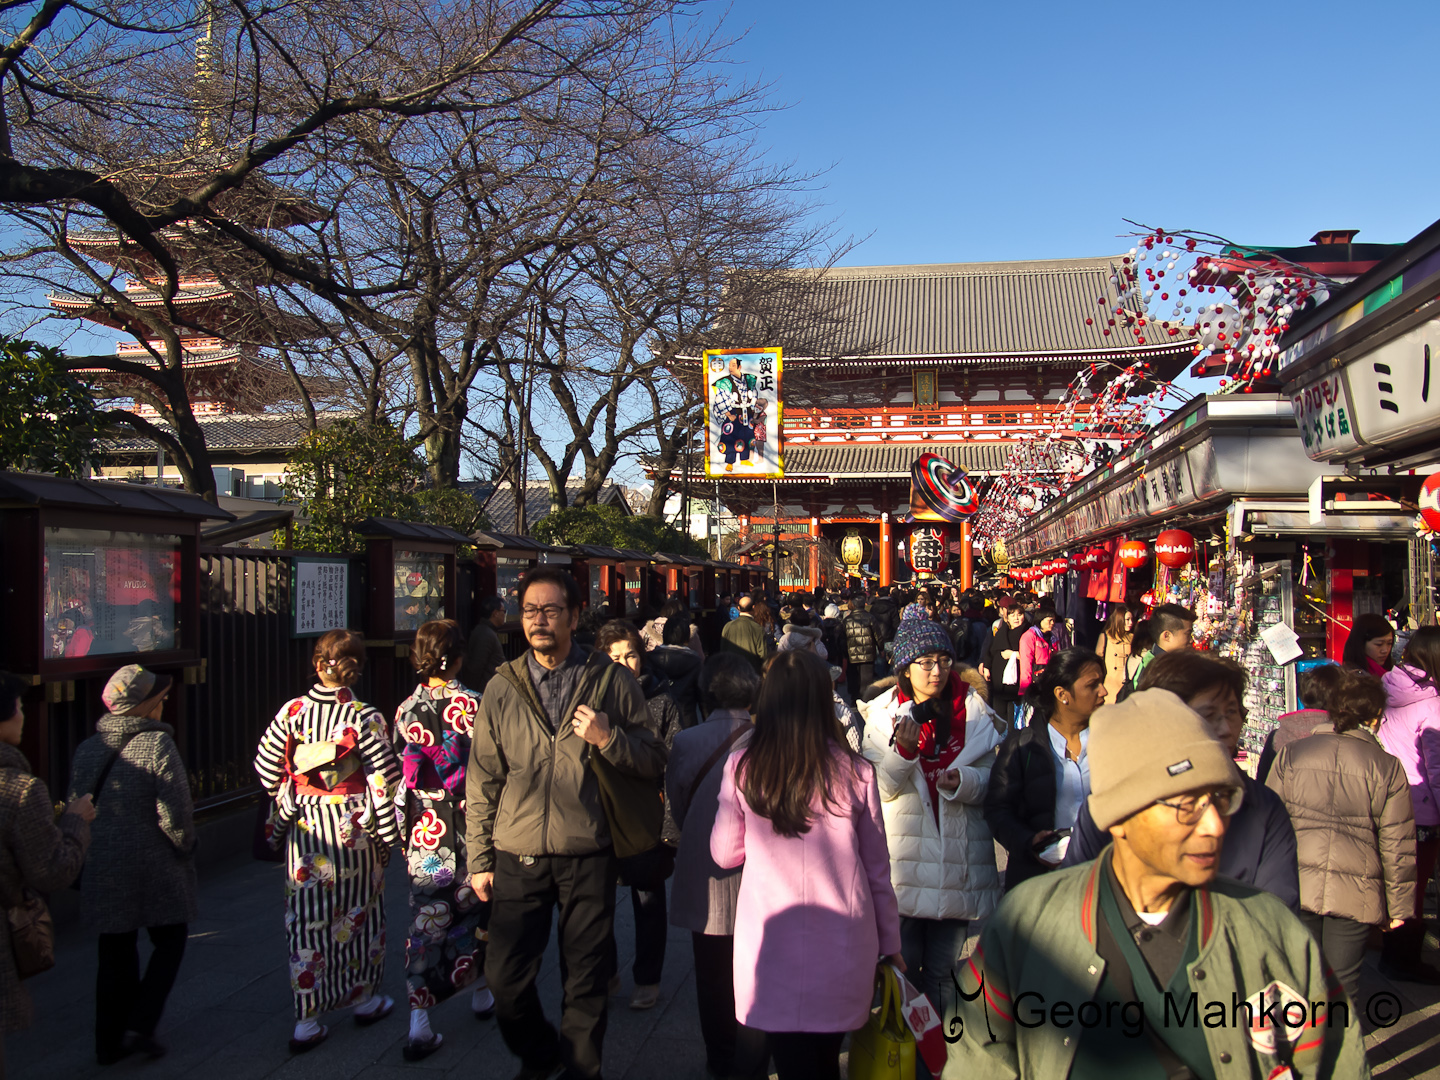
[0,472,236,789]
[999,394,1412,755]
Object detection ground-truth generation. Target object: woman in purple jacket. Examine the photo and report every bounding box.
[712,649,902,1080]
[1379,626,1440,983]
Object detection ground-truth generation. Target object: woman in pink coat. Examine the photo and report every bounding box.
[712,649,902,1080]
[1378,626,1440,983]
[1017,609,1060,696]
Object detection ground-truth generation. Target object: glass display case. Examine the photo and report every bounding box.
[497,558,528,620]
[624,565,643,615]
[44,527,182,659]
[394,549,446,632]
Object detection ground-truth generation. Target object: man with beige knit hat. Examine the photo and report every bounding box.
[946,689,1368,1080]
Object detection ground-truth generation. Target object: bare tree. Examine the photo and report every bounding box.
[0,0,701,497]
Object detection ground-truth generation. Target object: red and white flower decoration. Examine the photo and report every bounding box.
[444,694,478,735]
[403,720,435,747]
[411,809,446,850]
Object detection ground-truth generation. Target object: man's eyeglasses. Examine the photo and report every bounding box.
[521,604,567,622]
[910,657,953,673]
[1154,789,1238,826]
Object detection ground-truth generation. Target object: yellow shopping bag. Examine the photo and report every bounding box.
[849,964,916,1080]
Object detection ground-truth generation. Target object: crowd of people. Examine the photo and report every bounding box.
[1,574,1438,1080]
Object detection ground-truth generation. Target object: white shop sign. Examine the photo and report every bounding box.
[1292,315,1440,462]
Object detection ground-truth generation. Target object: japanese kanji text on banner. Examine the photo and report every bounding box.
[703,347,783,478]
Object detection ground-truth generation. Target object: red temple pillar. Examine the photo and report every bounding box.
[879,512,893,588]
[960,520,974,590]
[808,516,820,591]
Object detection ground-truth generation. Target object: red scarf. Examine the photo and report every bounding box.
[894,671,969,824]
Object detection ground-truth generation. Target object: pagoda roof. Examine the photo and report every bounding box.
[719,255,1192,372]
[49,284,320,342]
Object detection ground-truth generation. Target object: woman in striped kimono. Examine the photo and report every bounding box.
[255,629,403,1053]
[391,619,493,1062]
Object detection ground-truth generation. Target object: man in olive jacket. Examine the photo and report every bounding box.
[719,594,769,673]
[466,567,666,1080]
[947,690,1367,1080]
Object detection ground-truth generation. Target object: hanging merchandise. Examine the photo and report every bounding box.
[1155,529,1196,569]
[1420,471,1440,533]
[1118,540,1149,569]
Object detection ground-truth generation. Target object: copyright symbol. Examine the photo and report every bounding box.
[1366,990,1402,1028]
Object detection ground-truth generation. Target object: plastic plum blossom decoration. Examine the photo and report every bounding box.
[1107,221,1341,393]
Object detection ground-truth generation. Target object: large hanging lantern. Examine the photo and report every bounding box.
[839,529,869,573]
[1118,539,1149,569]
[908,525,948,578]
[1084,547,1107,570]
[1420,472,1440,532]
[1155,529,1196,569]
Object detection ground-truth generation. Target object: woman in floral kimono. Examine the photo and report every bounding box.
[391,619,492,1061]
[254,629,403,1053]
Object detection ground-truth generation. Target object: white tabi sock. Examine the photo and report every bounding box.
[354,993,388,1017]
[409,1008,432,1041]
[472,981,495,1014]
[293,1018,323,1042]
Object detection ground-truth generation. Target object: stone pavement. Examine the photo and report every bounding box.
[9,851,1440,1079]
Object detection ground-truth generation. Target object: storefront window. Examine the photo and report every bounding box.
[497,559,528,619]
[590,570,607,613]
[688,570,702,609]
[44,527,181,658]
[394,549,445,632]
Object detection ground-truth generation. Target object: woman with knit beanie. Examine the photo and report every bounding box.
[861,617,1005,1044]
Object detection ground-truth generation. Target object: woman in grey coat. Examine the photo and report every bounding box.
[0,672,94,1073]
[68,664,197,1065]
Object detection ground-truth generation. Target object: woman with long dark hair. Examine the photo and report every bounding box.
[984,649,1106,889]
[1096,605,1134,700]
[1341,612,1396,677]
[712,650,901,1080]
[255,630,403,1053]
[391,620,492,1061]
[1379,625,1440,983]
[984,606,1029,727]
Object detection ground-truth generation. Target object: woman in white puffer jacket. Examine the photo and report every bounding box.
[860,617,1005,1030]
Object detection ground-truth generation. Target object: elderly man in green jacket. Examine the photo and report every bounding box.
[719,594,769,673]
[948,689,1368,1080]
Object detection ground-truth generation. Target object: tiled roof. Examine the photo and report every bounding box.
[0,471,234,520]
[725,256,1188,359]
[100,412,346,454]
[712,442,1011,479]
[482,481,628,534]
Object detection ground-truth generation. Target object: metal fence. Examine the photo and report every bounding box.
[185,549,347,812]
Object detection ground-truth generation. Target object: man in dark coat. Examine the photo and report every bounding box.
[462,595,508,692]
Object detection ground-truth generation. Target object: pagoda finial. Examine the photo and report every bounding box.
[191,0,219,152]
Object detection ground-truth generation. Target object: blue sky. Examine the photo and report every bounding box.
[717,0,1440,265]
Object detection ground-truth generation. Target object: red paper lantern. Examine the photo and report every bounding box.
[1117,540,1149,569]
[1088,546,1108,570]
[907,525,948,578]
[1421,471,1440,532]
[1155,529,1195,569]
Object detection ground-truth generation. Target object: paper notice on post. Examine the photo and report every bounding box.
[1260,622,1304,665]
